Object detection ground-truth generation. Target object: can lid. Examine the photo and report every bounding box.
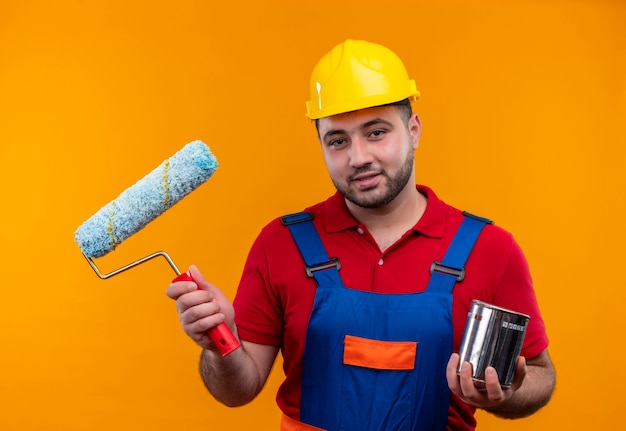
[470,300,531,319]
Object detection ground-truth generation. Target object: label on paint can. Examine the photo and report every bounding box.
[457,300,530,387]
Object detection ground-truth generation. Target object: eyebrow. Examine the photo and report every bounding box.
[322,117,395,142]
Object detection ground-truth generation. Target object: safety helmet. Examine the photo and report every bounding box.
[305,39,420,120]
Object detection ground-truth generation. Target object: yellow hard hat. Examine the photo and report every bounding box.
[305,39,420,120]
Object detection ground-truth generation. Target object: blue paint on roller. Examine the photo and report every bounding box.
[75,140,218,258]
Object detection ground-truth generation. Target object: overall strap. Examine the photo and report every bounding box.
[281,212,343,288]
[427,212,493,294]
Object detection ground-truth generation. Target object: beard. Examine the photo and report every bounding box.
[332,147,414,209]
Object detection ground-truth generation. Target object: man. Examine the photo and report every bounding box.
[167,39,555,430]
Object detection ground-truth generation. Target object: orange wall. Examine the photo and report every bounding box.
[1,0,624,429]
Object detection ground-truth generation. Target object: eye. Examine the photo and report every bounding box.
[328,138,347,148]
[368,129,386,140]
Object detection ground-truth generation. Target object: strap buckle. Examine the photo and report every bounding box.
[280,212,314,225]
[461,211,494,225]
[306,257,341,278]
[430,261,465,282]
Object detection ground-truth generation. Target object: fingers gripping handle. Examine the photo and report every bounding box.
[172,272,241,357]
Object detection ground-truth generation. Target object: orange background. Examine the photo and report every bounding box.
[1,0,624,429]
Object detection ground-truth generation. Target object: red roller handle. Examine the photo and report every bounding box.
[173,271,241,357]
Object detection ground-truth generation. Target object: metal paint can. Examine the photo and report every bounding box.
[457,300,530,387]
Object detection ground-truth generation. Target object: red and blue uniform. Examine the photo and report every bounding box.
[233,186,549,430]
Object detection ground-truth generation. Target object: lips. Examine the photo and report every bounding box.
[351,171,381,189]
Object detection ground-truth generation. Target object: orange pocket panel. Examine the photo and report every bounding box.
[343,335,417,370]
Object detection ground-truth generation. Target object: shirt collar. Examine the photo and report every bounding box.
[413,185,446,239]
[322,185,448,239]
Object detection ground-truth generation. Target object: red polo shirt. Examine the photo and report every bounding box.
[233,185,549,431]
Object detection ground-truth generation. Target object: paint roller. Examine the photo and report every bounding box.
[74,140,241,356]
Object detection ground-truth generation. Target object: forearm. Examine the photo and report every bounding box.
[485,352,555,419]
[199,346,264,407]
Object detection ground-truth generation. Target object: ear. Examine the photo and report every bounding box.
[408,113,421,150]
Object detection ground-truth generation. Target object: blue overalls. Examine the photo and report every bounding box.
[281,212,491,431]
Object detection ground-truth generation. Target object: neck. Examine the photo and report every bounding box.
[347,184,426,251]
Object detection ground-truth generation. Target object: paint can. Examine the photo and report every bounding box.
[457,300,530,387]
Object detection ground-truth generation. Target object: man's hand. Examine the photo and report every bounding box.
[165,265,237,351]
[446,352,526,409]
[447,350,555,418]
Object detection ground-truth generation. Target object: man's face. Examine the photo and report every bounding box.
[317,105,421,210]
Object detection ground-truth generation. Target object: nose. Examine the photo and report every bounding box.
[349,138,374,168]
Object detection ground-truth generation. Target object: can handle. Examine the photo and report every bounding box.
[172,272,241,357]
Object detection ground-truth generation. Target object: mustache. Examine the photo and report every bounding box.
[348,166,383,181]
